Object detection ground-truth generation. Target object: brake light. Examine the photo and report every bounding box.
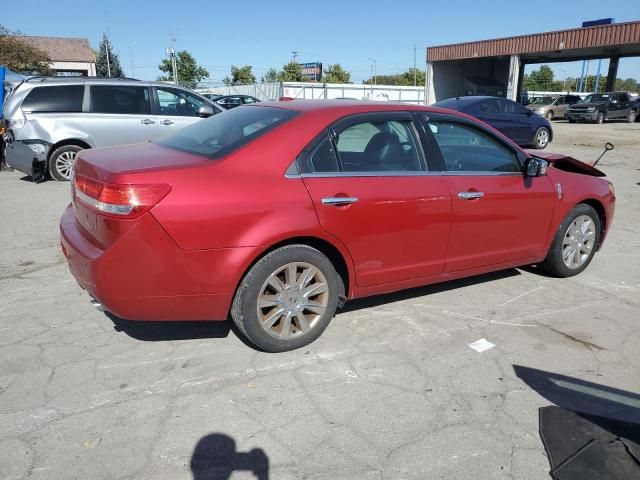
[73,175,171,218]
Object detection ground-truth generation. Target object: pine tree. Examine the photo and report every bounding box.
[95,33,124,77]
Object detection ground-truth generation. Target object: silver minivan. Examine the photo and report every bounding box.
[2,77,223,181]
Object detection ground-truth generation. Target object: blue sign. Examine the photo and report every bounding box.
[582,18,614,28]
[0,66,5,119]
[300,62,322,82]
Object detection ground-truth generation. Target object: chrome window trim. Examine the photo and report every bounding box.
[442,171,524,177]
[286,171,444,179]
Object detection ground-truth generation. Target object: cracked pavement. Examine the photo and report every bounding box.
[1,121,639,479]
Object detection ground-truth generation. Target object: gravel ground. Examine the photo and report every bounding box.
[1,120,639,479]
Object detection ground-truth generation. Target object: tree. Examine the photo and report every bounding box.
[223,65,256,86]
[321,64,351,84]
[158,50,209,89]
[277,61,303,82]
[0,25,52,75]
[523,65,555,91]
[95,33,124,77]
[362,68,425,86]
[261,68,277,83]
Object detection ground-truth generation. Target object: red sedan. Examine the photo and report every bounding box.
[60,101,615,352]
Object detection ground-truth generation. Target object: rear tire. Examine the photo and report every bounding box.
[539,204,601,278]
[231,245,340,352]
[532,127,550,149]
[48,145,83,181]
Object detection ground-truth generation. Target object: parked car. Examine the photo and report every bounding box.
[61,100,615,352]
[1,77,223,181]
[433,96,553,149]
[525,94,582,120]
[565,92,637,124]
[209,94,261,109]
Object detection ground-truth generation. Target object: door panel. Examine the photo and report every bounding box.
[443,174,555,271]
[81,113,159,147]
[303,176,451,286]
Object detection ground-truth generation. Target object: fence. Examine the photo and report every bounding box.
[196,82,426,104]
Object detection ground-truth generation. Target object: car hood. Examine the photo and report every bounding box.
[530,151,606,177]
[570,101,607,109]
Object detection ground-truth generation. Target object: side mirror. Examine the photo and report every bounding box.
[525,157,548,177]
[198,105,214,118]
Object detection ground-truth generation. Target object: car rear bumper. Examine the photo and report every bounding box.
[60,205,262,321]
[566,112,598,121]
[2,131,49,180]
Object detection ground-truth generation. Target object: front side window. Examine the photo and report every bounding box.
[21,85,84,113]
[90,85,151,114]
[334,119,424,172]
[154,106,296,158]
[428,121,521,173]
[156,87,207,116]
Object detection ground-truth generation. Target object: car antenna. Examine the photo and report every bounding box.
[593,142,614,167]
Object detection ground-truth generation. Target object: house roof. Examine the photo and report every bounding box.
[21,36,95,63]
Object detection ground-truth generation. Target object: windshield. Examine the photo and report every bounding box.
[530,96,555,105]
[154,106,297,158]
[583,94,609,103]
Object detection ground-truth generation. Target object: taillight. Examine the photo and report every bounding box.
[73,175,171,218]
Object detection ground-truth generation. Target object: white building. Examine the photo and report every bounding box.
[22,36,96,77]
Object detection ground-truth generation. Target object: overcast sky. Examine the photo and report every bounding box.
[4,0,639,83]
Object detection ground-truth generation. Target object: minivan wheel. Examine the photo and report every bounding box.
[231,245,340,352]
[532,127,550,149]
[539,204,601,278]
[49,145,83,181]
[545,111,554,120]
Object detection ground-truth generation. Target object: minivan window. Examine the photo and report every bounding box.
[21,85,84,113]
[154,106,297,158]
[90,85,151,114]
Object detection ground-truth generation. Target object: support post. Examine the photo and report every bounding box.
[578,61,586,92]
[425,61,434,105]
[605,57,619,92]
[506,55,521,101]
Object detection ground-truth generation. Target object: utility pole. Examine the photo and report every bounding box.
[167,32,178,85]
[129,47,135,79]
[104,12,111,77]
[368,57,376,86]
[291,51,299,63]
[413,45,417,86]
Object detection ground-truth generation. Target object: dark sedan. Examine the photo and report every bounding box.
[434,96,553,149]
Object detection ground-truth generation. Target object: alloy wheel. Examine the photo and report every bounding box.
[562,215,596,269]
[54,151,77,180]
[537,129,549,148]
[256,262,329,340]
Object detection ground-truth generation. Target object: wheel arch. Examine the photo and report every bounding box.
[233,236,354,306]
[578,198,607,247]
[47,139,92,161]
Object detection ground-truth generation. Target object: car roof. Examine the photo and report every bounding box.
[16,77,199,90]
[255,99,439,114]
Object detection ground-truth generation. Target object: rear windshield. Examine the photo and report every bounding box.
[154,106,297,158]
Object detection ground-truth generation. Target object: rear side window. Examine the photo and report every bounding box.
[154,106,297,158]
[90,86,151,114]
[21,85,84,113]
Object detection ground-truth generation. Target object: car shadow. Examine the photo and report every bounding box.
[339,268,521,313]
[514,364,640,427]
[191,433,269,480]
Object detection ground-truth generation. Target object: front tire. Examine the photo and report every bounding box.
[532,127,550,149]
[545,111,554,120]
[48,145,83,181]
[626,110,637,123]
[595,112,605,124]
[539,204,601,278]
[231,245,340,352]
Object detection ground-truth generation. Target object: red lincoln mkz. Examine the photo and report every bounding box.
[60,101,615,352]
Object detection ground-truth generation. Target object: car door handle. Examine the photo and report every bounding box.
[321,197,359,206]
[141,119,156,125]
[458,191,485,200]
[160,119,175,126]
